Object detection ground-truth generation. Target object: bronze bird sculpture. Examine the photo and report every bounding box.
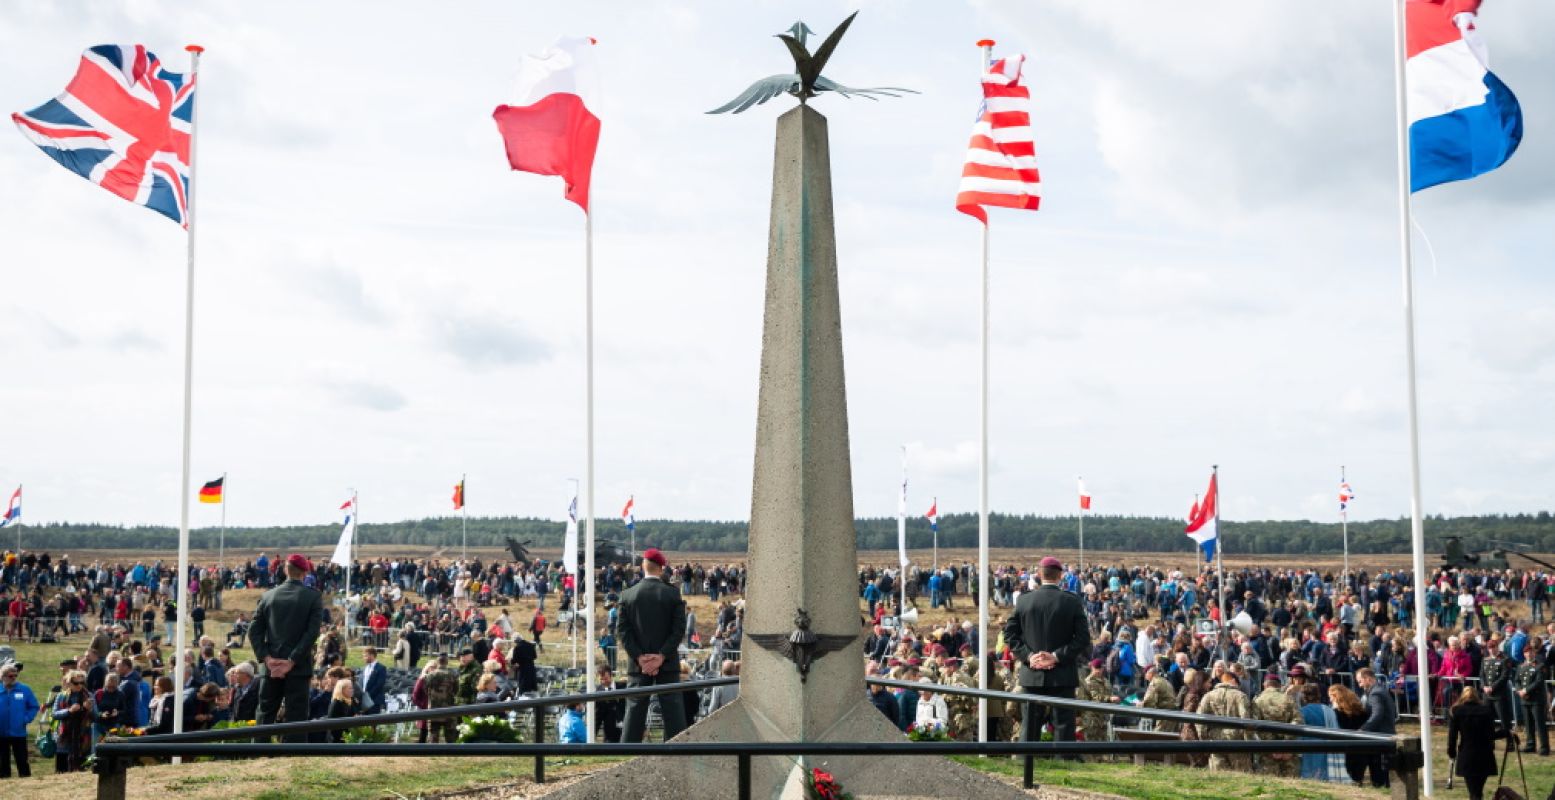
[708,11,917,114]
[747,608,857,682]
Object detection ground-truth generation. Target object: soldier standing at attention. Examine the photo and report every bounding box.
[1196,668,1252,772]
[1004,556,1092,749]
[620,548,688,743]
[1251,672,1301,777]
[1514,641,1549,755]
[249,554,323,741]
[1480,643,1514,733]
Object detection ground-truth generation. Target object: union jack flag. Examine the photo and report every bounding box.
[12,44,195,226]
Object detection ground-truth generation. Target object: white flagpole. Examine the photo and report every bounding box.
[1390,0,1433,790]
[932,497,938,572]
[976,38,994,746]
[461,473,468,561]
[171,45,203,748]
[13,485,21,556]
[219,472,227,567]
[1077,477,1085,573]
[348,490,358,641]
[1341,466,1350,584]
[1214,466,1226,638]
[583,208,598,741]
[899,446,908,619]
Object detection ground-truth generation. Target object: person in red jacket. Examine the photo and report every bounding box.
[529,610,546,651]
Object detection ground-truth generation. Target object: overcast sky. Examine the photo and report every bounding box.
[2,0,1552,530]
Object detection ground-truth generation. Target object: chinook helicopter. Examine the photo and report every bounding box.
[1439,536,1555,572]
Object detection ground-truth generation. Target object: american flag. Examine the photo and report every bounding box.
[955,53,1040,223]
[12,45,195,226]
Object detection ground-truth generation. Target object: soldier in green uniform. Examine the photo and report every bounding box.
[985,656,1012,741]
[1073,659,1116,745]
[1251,672,1301,777]
[249,554,324,742]
[1139,664,1176,730]
[423,656,458,742]
[1514,642,1549,755]
[1196,668,1252,771]
[1481,644,1514,733]
[946,659,978,740]
[1002,658,1024,741]
[455,647,481,706]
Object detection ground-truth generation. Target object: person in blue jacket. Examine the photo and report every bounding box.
[1,662,41,778]
[557,701,587,743]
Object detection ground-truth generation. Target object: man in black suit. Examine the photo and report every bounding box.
[1002,556,1091,746]
[619,548,688,743]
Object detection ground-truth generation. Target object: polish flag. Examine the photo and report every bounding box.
[492,36,601,212]
[1078,478,1092,511]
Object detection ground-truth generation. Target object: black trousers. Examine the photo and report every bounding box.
[257,672,312,743]
[621,670,686,743]
[0,736,28,778]
[1019,684,1077,743]
[1490,688,1514,733]
[1463,774,1488,800]
[1521,696,1550,751]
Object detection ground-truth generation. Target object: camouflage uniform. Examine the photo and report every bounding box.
[424,668,459,742]
[1195,681,1252,772]
[1251,686,1302,777]
[1140,675,1177,733]
[1073,667,1112,743]
[1002,664,1024,741]
[946,665,979,740]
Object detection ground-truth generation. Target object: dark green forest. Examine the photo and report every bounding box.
[14,512,1555,556]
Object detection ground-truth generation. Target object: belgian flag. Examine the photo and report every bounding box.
[198,477,224,504]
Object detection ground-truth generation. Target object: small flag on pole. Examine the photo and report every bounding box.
[331,497,355,567]
[1185,475,1218,561]
[1078,478,1092,511]
[452,479,465,511]
[621,496,634,531]
[12,45,197,226]
[1339,480,1355,513]
[198,477,223,504]
[897,455,909,568]
[925,498,938,532]
[492,36,601,212]
[0,487,20,527]
[955,53,1040,223]
[562,490,579,574]
[1406,0,1521,192]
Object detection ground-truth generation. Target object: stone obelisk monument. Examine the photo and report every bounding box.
[551,104,1025,800]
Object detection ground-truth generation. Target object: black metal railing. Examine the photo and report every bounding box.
[92,675,1419,800]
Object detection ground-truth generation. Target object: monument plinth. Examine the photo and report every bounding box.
[550,105,1025,800]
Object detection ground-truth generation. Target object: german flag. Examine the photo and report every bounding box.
[198,477,224,504]
[452,479,465,511]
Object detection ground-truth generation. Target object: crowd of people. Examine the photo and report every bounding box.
[6,544,1555,798]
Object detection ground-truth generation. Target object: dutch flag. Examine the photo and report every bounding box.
[1406,0,1522,192]
[0,486,19,528]
[622,496,635,531]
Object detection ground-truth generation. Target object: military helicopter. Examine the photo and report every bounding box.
[503,536,635,568]
[1439,536,1555,572]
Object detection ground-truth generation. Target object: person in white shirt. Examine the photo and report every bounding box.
[914,678,950,729]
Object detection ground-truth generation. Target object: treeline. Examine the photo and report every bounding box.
[16,512,1555,556]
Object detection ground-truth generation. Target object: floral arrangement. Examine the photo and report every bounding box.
[906,720,949,742]
[457,715,520,743]
[803,768,854,800]
[343,726,391,744]
[211,720,259,730]
[105,726,148,737]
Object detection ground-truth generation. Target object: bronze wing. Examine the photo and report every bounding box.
[747,633,795,659]
[811,633,857,659]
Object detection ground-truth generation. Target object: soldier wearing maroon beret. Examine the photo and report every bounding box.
[249,553,323,741]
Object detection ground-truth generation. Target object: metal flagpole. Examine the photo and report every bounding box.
[460,473,468,561]
[219,472,227,567]
[13,485,21,556]
[1341,465,1350,584]
[1390,1,1433,790]
[1077,476,1085,573]
[899,446,908,619]
[171,44,204,748]
[932,497,939,572]
[583,208,598,741]
[347,489,358,641]
[1213,466,1226,640]
[975,38,994,746]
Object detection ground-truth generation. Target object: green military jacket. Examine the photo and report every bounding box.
[249,576,324,675]
[619,575,687,675]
